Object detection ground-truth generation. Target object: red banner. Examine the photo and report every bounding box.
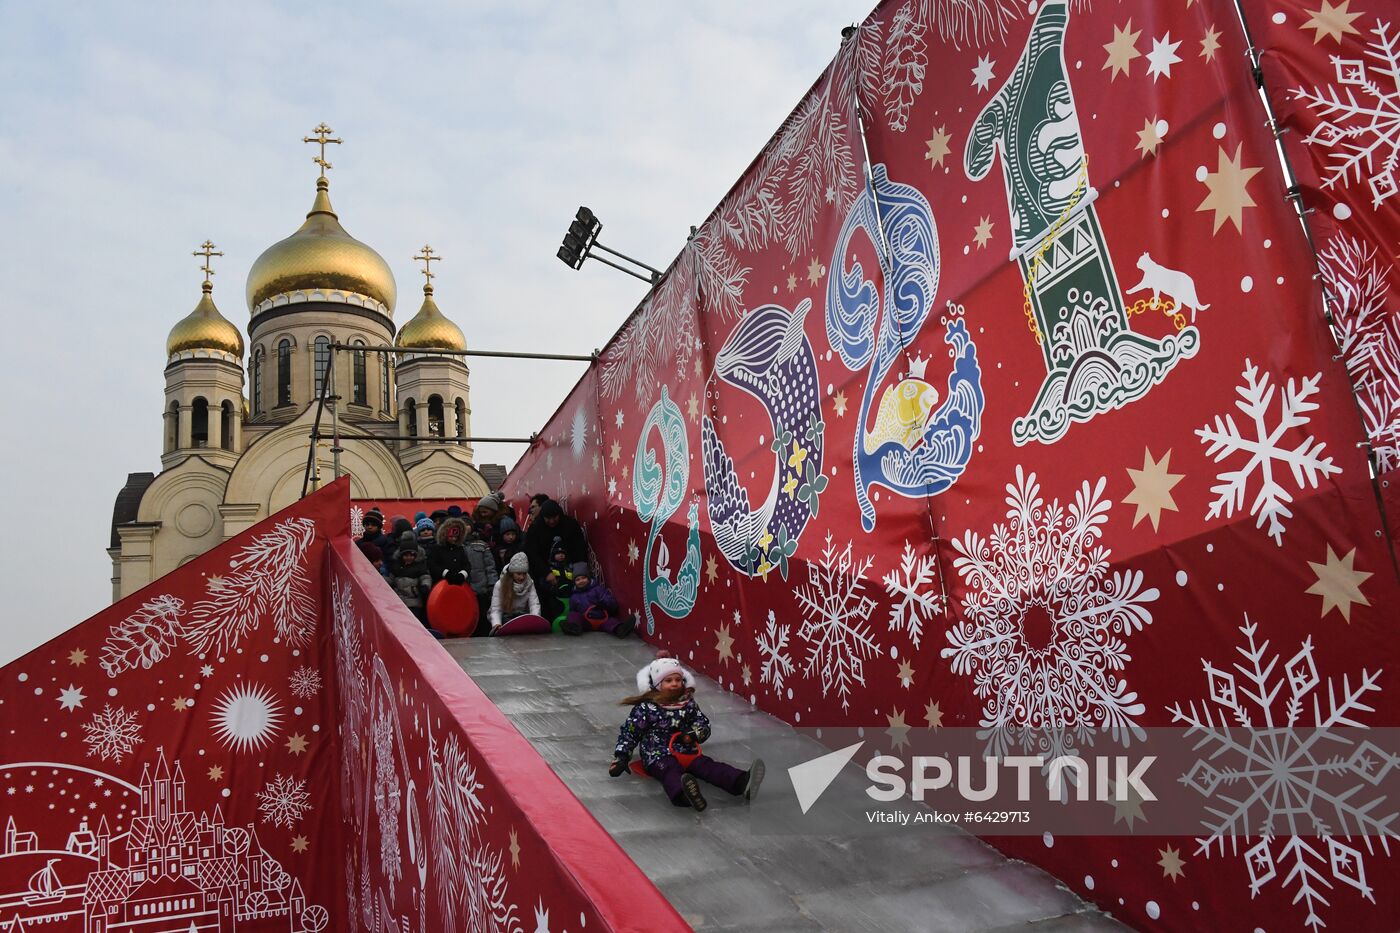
[503,1,1400,930]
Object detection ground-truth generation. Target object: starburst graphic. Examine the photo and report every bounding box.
[57,685,86,712]
[289,666,323,699]
[1196,144,1262,234]
[570,407,588,460]
[1196,360,1341,546]
[1146,32,1183,81]
[211,682,284,753]
[794,533,879,711]
[943,468,1158,759]
[1103,20,1142,80]
[970,54,995,91]
[292,835,309,853]
[1168,618,1397,931]
[82,705,143,762]
[68,648,87,666]
[257,774,311,828]
[757,610,795,693]
[882,541,943,649]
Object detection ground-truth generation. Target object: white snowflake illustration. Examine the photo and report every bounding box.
[99,594,186,678]
[757,610,796,693]
[1168,618,1397,931]
[350,505,365,538]
[1319,233,1400,472]
[942,467,1158,760]
[794,533,880,711]
[882,540,944,649]
[82,705,143,762]
[570,407,588,460]
[257,774,311,829]
[289,666,323,699]
[1294,18,1400,208]
[1197,359,1342,546]
[372,706,402,884]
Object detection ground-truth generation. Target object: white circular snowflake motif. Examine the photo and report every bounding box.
[211,683,283,753]
[942,467,1158,758]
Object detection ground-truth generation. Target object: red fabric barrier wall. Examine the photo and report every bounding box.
[502,1,1400,930]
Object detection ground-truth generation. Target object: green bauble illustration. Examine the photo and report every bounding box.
[965,0,1198,446]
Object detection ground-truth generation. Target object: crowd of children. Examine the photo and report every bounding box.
[356,494,634,639]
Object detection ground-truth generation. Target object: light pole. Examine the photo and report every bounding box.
[556,206,663,285]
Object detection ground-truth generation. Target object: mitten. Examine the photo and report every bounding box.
[608,755,629,777]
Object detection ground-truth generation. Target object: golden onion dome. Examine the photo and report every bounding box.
[245,175,397,313]
[396,284,466,351]
[167,281,245,356]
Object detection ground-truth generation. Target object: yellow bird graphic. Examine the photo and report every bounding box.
[863,378,939,454]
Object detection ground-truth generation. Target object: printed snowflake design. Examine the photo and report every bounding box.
[1168,618,1397,931]
[1319,234,1400,471]
[372,707,403,884]
[1294,18,1400,207]
[289,666,323,699]
[757,610,795,693]
[570,407,588,460]
[257,774,311,829]
[943,468,1157,760]
[99,595,186,678]
[794,533,879,711]
[1197,360,1342,546]
[882,541,944,649]
[82,705,143,762]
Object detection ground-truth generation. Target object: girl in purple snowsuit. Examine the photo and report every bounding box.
[608,658,764,811]
[563,563,637,637]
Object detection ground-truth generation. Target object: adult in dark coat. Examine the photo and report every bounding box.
[525,500,587,580]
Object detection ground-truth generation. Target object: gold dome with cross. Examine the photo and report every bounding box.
[396,244,467,352]
[167,241,245,356]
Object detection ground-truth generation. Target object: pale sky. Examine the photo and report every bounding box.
[0,0,877,664]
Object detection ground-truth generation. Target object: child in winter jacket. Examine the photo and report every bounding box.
[610,658,763,811]
[489,552,541,633]
[540,538,575,610]
[389,532,433,628]
[563,563,635,637]
[495,516,525,572]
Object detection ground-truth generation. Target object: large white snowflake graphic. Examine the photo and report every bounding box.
[1197,359,1342,546]
[1168,618,1397,931]
[794,533,880,711]
[942,467,1158,759]
[1294,17,1400,207]
[757,610,796,694]
[82,705,143,762]
[257,773,311,828]
[1319,233,1400,472]
[882,540,944,649]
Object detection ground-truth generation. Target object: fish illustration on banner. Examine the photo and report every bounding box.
[702,299,827,579]
[965,0,1199,446]
[635,387,701,634]
[826,164,985,533]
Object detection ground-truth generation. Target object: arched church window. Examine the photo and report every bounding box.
[352,340,367,405]
[427,395,445,438]
[251,348,264,415]
[191,398,209,448]
[455,398,466,439]
[314,336,331,398]
[277,340,292,407]
[381,353,392,412]
[165,401,179,453]
[405,399,417,446]
[220,400,234,450]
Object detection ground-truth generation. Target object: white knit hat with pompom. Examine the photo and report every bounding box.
[636,657,695,694]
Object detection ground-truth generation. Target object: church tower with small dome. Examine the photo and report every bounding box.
[110,125,498,602]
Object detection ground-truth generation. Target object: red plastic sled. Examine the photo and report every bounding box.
[426,580,479,637]
[629,732,702,778]
[494,613,552,636]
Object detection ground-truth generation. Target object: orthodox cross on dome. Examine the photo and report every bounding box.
[302,122,342,175]
[192,240,222,285]
[413,244,442,286]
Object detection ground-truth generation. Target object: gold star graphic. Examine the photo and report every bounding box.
[1110,777,1149,830]
[716,624,735,665]
[627,539,639,565]
[1136,118,1164,159]
[1103,20,1143,80]
[832,390,848,417]
[286,733,310,755]
[609,440,621,464]
[896,660,915,688]
[1158,845,1186,881]
[786,273,798,292]
[687,393,700,421]
[207,765,224,781]
[924,700,944,729]
[206,574,226,593]
[1123,448,1184,531]
[1197,143,1262,234]
[1306,545,1372,621]
[591,452,600,472]
[291,835,309,853]
[886,709,911,749]
[806,258,823,285]
[694,356,704,377]
[509,828,521,869]
[68,649,87,666]
[704,553,718,585]
[1303,0,1362,44]
[973,216,994,249]
[924,125,951,167]
[172,697,190,712]
[742,664,753,687]
[622,464,629,480]
[1200,25,1221,62]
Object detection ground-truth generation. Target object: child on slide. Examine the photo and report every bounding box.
[562,563,636,637]
[609,658,764,811]
[489,552,542,634]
